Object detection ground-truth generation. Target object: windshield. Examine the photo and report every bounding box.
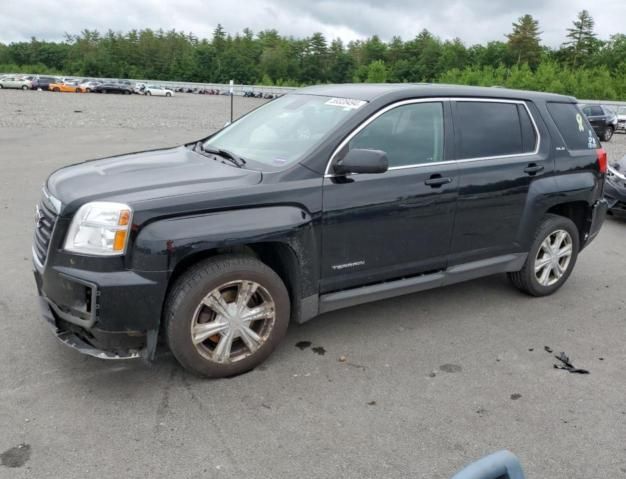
[203,94,366,168]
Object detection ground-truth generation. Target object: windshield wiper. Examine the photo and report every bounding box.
[194,142,247,168]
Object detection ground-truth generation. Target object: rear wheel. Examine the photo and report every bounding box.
[21,85,28,90]
[508,214,579,296]
[165,255,290,378]
[166,92,172,97]
[603,126,614,142]
[146,91,151,96]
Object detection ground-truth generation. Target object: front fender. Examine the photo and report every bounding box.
[131,206,316,276]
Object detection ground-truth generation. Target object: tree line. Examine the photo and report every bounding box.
[1,10,625,100]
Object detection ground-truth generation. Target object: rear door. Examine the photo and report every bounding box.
[321,100,458,293]
[449,99,552,266]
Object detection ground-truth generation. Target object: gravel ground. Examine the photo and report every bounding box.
[0,89,266,129]
[1,89,626,479]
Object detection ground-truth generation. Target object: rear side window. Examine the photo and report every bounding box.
[456,101,536,159]
[547,102,598,150]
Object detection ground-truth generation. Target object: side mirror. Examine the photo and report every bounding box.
[334,148,389,175]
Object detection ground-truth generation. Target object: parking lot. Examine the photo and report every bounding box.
[1,89,625,479]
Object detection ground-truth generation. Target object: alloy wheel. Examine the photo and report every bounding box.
[534,229,573,286]
[190,280,276,364]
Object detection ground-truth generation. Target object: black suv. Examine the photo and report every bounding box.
[581,104,618,142]
[93,82,133,94]
[33,84,608,377]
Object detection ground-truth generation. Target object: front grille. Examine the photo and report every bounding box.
[33,199,58,266]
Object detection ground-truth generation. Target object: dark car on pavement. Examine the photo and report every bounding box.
[93,82,133,94]
[33,84,608,377]
[605,155,626,218]
[31,76,60,91]
[581,104,618,142]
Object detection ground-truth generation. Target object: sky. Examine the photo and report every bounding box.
[0,0,624,47]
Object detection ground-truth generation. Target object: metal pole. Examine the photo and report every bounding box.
[229,79,234,123]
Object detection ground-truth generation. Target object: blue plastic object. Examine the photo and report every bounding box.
[451,450,525,479]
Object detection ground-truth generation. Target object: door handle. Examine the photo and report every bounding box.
[424,174,452,188]
[523,163,544,175]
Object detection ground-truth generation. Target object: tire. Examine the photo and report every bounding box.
[166,92,171,97]
[164,255,290,378]
[508,214,580,297]
[53,87,60,92]
[146,91,151,96]
[75,88,81,93]
[21,85,28,90]
[85,88,91,93]
[603,126,614,142]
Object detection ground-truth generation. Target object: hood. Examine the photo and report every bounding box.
[611,154,626,171]
[47,146,262,212]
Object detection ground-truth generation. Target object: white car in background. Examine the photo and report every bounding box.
[144,85,174,97]
[0,76,32,90]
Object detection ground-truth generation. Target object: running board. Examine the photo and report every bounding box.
[318,253,527,314]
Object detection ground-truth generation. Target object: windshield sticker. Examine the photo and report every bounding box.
[576,113,585,132]
[325,98,367,110]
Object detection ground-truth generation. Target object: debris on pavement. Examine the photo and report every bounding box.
[544,346,553,353]
[439,364,462,373]
[554,352,589,374]
[295,341,311,350]
[510,393,522,400]
[311,346,326,356]
[338,355,347,362]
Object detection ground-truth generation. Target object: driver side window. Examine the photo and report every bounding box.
[349,102,444,167]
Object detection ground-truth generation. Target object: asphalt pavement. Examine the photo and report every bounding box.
[1,90,625,479]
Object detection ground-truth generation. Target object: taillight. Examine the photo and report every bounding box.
[596,148,607,174]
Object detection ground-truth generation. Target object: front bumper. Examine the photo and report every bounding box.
[34,262,167,360]
[604,178,626,218]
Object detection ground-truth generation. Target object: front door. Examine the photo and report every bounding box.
[320,100,459,293]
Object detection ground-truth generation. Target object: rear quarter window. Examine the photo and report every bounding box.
[546,102,599,151]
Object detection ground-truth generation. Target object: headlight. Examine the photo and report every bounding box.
[64,202,132,256]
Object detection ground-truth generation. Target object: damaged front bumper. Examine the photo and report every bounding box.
[33,261,166,360]
[604,173,626,219]
[37,296,142,360]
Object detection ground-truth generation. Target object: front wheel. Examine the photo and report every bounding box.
[508,214,580,296]
[22,85,28,90]
[603,126,614,142]
[165,92,171,97]
[164,255,290,378]
[146,91,151,96]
